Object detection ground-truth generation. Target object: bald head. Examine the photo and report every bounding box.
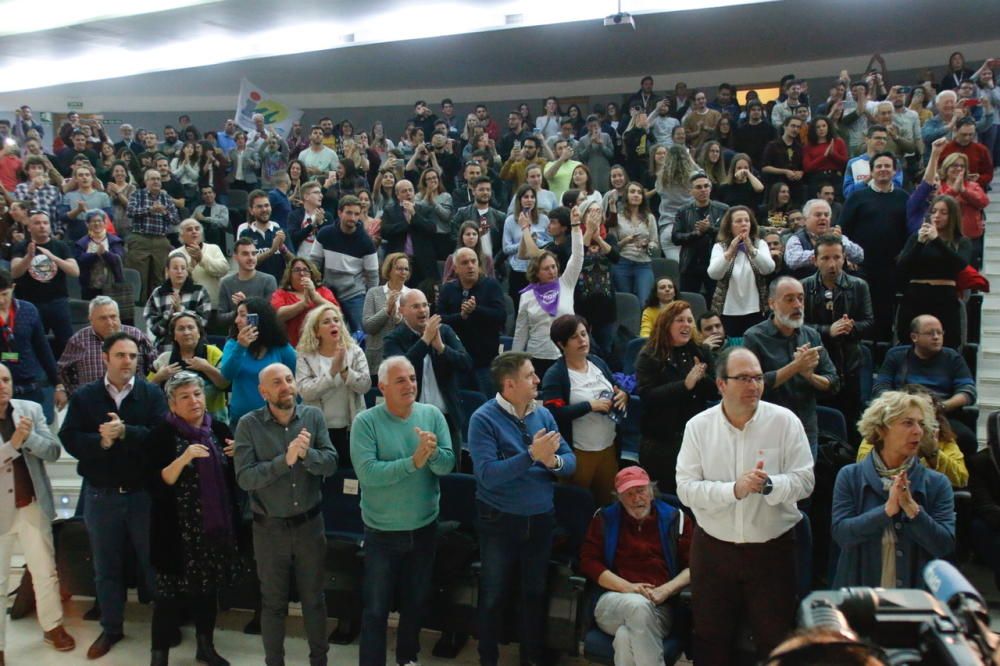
[258,363,297,410]
[395,179,415,202]
[454,246,481,285]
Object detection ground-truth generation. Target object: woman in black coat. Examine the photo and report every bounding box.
[146,372,247,666]
[635,300,716,493]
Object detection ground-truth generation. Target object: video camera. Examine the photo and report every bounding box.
[797,560,999,665]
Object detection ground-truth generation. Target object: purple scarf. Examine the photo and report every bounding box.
[520,280,561,317]
[165,412,234,542]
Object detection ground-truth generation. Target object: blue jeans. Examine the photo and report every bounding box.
[339,294,366,337]
[82,487,155,635]
[360,522,437,665]
[611,258,654,304]
[476,502,555,666]
[35,297,73,359]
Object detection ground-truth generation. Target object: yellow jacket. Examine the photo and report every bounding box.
[857,438,968,488]
[639,306,664,338]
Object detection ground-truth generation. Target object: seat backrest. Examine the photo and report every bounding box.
[623,337,646,376]
[859,343,873,406]
[615,292,642,339]
[459,390,488,444]
[651,257,680,286]
[552,484,596,567]
[679,292,706,319]
[122,268,143,306]
[816,405,847,442]
[438,473,478,528]
[503,294,515,336]
[499,335,513,353]
[321,468,365,539]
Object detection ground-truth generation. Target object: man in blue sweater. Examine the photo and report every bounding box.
[874,314,978,456]
[468,351,576,666]
[350,356,454,666]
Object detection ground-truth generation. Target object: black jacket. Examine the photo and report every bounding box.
[672,200,730,277]
[634,342,716,488]
[381,202,439,286]
[802,270,874,375]
[438,277,506,369]
[384,322,473,443]
[450,203,506,270]
[61,377,168,489]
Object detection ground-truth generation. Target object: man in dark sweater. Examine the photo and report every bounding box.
[838,151,909,342]
[384,289,473,450]
[734,101,775,170]
[60,332,167,660]
[438,248,506,396]
[672,173,729,302]
[744,276,839,458]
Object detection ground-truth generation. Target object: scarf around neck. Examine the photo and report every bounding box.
[164,412,234,542]
[521,280,560,317]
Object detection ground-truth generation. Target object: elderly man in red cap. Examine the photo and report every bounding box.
[579,466,693,666]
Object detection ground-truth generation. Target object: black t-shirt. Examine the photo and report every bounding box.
[12,238,70,303]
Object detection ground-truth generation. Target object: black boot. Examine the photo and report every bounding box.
[150,649,168,666]
[195,633,229,666]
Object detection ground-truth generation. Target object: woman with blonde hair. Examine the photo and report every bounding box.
[832,390,955,587]
[361,252,411,376]
[655,144,697,261]
[296,303,370,465]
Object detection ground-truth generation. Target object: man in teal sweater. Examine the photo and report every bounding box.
[350,355,454,666]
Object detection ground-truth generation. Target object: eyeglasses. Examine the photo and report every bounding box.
[723,374,765,385]
[291,267,312,274]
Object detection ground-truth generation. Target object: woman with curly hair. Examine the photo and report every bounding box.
[655,144,698,261]
[270,257,339,347]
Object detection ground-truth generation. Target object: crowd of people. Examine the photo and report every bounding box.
[0,49,996,665]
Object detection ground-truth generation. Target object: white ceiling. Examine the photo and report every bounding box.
[2,0,998,103]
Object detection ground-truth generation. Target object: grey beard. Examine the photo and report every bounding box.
[774,312,803,329]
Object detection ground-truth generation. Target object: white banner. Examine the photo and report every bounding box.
[234,78,303,138]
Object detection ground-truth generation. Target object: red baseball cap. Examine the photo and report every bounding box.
[615,466,651,495]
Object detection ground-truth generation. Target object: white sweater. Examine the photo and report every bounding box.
[512,228,584,360]
[707,239,775,316]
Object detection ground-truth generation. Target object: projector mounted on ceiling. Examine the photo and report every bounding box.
[604,12,635,29]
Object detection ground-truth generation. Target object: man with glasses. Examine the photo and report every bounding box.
[842,125,903,198]
[744,276,839,459]
[677,346,813,665]
[874,315,978,457]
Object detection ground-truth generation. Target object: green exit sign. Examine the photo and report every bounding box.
[66,101,84,109]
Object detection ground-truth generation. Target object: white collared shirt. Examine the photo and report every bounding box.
[104,374,136,409]
[676,400,814,544]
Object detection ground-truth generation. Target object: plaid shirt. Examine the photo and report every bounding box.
[12,182,62,234]
[126,187,179,236]
[56,324,155,395]
[142,283,212,352]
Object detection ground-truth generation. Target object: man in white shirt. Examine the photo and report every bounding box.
[176,219,230,314]
[676,346,814,665]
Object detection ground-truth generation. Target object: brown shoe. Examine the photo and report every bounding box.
[43,625,76,651]
[0,649,5,665]
[86,631,123,659]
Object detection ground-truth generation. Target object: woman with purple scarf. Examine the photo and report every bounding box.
[146,372,246,666]
[511,209,584,378]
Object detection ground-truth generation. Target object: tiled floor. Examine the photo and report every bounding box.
[2,563,998,665]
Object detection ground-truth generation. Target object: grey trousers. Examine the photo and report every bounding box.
[252,513,329,666]
[594,592,672,666]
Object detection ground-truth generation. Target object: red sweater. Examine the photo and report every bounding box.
[580,504,692,588]
[939,180,989,239]
[940,141,994,188]
[802,138,848,174]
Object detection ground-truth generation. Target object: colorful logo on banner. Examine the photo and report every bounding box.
[235,79,302,138]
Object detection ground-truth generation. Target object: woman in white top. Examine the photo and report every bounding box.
[540,314,628,506]
[534,97,563,139]
[607,180,658,303]
[361,252,411,379]
[571,164,602,210]
[170,142,200,201]
[512,214,584,378]
[296,303,370,466]
[706,205,775,336]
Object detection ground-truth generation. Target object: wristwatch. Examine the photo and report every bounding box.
[761,477,773,496]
